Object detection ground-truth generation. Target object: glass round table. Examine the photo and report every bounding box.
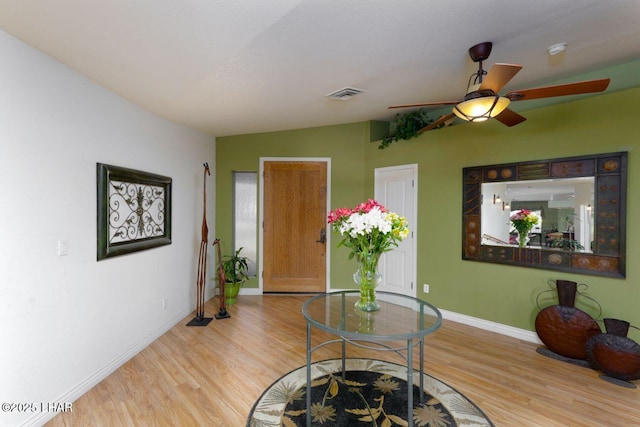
[302,290,442,427]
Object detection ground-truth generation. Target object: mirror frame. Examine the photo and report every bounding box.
[462,152,627,278]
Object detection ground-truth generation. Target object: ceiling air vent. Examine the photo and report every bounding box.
[326,87,364,100]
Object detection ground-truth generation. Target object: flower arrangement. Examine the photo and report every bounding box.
[328,199,409,311]
[328,199,410,262]
[510,209,539,248]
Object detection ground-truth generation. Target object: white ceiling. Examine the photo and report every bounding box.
[485,177,594,203]
[1,0,639,137]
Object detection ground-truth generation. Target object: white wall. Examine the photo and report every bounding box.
[481,183,510,244]
[0,30,215,426]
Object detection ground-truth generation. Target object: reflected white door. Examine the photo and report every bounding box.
[374,164,417,297]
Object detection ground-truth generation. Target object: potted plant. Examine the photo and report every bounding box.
[221,247,250,305]
[551,238,585,251]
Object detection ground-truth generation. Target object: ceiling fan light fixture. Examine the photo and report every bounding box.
[388,42,609,131]
[453,95,510,122]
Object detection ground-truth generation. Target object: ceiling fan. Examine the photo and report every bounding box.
[388,42,610,133]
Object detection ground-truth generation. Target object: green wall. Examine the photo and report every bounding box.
[217,86,639,333]
[216,122,372,289]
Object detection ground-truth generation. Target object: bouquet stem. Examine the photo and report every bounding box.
[353,253,381,311]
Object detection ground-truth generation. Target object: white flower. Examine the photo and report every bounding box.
[340,207,392,237]
[327,199,410,259]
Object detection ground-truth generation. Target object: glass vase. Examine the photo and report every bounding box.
[353,253,382,312]
[517,230,530,248]
[356,309,378,333]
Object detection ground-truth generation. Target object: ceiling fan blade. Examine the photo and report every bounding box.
[506,78,610,101]
[479,63,522,94]
[388,101,459,110]
[418,113,456,133]
[494,108,527,127]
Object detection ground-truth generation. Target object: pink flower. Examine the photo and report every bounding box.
[330,199,388,223]
[354,199,386,214]
[327,199,409,260]
[327,207,353,223]
[510,209,531,221]
[510,209,539,231]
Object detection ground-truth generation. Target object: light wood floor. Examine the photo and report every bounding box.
[47,295,640,426]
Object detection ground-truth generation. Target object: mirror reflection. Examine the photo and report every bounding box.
[482,177,594,252]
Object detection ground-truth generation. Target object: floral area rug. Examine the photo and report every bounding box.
[247,358,493,426]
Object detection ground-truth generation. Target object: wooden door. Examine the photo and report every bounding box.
[263,161,327,292]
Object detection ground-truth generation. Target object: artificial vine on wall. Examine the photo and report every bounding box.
[378,109,433,149]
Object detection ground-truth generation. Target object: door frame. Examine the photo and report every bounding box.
[374,163,418,298]
[258,157,332,293]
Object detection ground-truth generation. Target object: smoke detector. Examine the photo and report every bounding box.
[547,43,567,56]
[326,87,364,100]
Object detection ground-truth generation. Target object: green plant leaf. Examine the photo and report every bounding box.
[378,109,432,149]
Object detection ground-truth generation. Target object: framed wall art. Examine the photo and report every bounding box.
[97,163,172,260]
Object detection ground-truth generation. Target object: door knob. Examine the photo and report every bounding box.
[316,228,326,244]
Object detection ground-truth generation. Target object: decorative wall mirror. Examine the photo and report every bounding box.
[462,152,627,278]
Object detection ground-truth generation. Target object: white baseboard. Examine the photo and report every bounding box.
[213,287,262,296]
[239,288,262,296]
[304,289,541,344]
[22,308,192,427]
[440,309,541,344]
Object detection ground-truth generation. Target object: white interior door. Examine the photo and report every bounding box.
[374,164,417,297]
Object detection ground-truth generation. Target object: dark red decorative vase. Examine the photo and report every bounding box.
[586,318,640,381]
[555,280,578,307]
[535,280,601,360]
[604,318,630,337]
